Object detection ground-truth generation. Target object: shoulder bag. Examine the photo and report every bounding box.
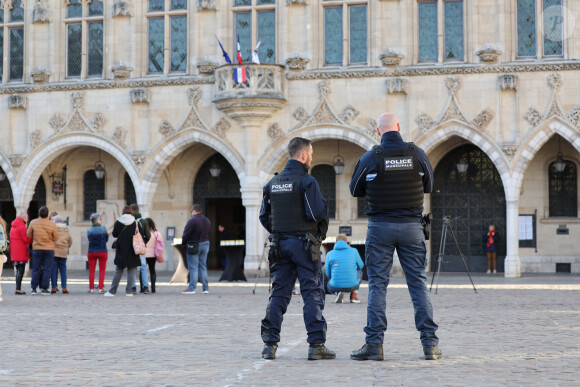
[133,224,146,255]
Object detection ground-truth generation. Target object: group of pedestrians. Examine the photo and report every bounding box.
[0,203,166,299]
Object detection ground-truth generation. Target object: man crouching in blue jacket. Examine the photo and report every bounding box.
[325,234,364,304]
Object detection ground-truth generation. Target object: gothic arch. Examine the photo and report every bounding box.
[416,123,512,200]
[257,125,376,182]
[0,152,18,200]
[512,119,580,201]
[15,133,140,210]
[139,128,245,206]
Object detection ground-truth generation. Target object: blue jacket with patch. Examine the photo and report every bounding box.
[325,240,364,289]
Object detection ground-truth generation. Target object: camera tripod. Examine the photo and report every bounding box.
[253,241,272,295]
[430,216,477,294]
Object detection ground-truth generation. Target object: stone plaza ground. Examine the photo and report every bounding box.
[0,270,579,386]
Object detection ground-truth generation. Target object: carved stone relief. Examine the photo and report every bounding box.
[366,119,379,139]
[112,127,127,149]
[566,106,580,128]
[130,89,150,104]
[30,131,42,149]
[33,1,50,23]
[188,87,202,106]
[379,49,404,66]
[212,118,231,139]
[293,107,308,123]
[547,73,562,90]
[132,153,147,168]
[113,0,133,17]
[91,113,106,134]
[285,56,309,71]
[197,59,218,75]
[71,92,85,110]
[501,145,517,159]
[340,105,360,124]
[159,120,175,138]
[385,78,407,94]
[475,46,501,64]
[286,0,307,5]
[49,114,66,131]
[8,95,26,109]
[524,108,543,128]
[197,0,216,11]
[472,109,494,131]
[415,113,435,133]
[498,74,517,90]
[267,123,284,141]
[10,156,24,169]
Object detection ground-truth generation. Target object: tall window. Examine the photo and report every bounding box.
[66,0,103,78]
[517,0,564,58]
[311,165,336,219]
[147,0,188,74]
[84,170,105,220]
[323,1,368,65]
[234,0,276,64]
[0,0,25,82]
[549,161,577,217]
[418,0,464,63]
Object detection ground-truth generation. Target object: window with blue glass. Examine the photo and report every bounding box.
[0,0,24,83]
[233,0,276,64]
[517,0,564,58]
[418,1,438,62]
[65,1,103,78]
[147,0,188,74]
[549,160,577,217]
[324,2,368,66]
[444,1,463,61]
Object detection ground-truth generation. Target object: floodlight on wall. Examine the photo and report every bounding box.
[456,158,468,174]
[333,140,345,175]
[209,163,221,178]
[554,136,566,173]
[94,150,106,179]
[0,168,5,182]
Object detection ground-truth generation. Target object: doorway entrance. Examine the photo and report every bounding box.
[430,144,506,272]
[193,153,243,270]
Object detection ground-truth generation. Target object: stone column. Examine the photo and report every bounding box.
[241,177,267,274]
[504,199,521,277]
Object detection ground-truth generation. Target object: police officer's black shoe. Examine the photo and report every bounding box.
[350,343,384,361]
[423,345,443,360]
[262,343,278,360]
[307,344,336,360]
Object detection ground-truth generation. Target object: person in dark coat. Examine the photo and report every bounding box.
[483,224,500,274]
[104,206,142,297]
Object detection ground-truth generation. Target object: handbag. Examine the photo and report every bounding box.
[112,224,129,249]
[154,231,165,263]
[133,224,147,255]
[186,242,199,255]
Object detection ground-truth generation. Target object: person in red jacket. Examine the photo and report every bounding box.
[10,212,33,295]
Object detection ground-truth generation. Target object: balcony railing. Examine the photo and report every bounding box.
[213,64,285,101]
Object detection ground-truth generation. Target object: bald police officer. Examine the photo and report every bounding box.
[349,113,442,361]
[259,137,335,361]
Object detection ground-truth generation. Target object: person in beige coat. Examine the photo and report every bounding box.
[51,215,73,294]
[27,206,58,295]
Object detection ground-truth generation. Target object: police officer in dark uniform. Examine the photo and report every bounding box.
[349,113,442,361]
[259,137,335,361]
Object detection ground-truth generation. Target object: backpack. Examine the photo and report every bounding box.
[153,231,165,263]
[0,226,8,252]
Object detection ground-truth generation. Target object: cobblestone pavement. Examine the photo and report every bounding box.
[0,270,579,386]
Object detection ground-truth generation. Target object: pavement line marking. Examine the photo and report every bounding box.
[146,324,175,334]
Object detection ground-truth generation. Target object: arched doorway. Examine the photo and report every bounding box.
[193,153,243,269]
[431,144,506,272]
[27,177,47,222]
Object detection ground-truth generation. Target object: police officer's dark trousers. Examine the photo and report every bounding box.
[261,236,327,344]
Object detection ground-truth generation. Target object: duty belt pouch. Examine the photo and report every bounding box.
[186,242,199,255]
[309,242,321,262]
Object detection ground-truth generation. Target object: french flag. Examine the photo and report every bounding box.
[234,67,247,83]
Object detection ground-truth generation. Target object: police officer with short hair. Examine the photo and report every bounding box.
[349,113,442,361]
[259,137,335,361]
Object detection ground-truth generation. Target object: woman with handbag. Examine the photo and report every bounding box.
[104,206,143,297]
[144,218,164,294]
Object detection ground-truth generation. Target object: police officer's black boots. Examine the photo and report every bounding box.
[423,345,443,360]
[307,343,336,360]
[350,343,384,361]
[262,342,278,360]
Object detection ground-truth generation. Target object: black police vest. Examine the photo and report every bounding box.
[270,172,318,234]
[365,143,424,211]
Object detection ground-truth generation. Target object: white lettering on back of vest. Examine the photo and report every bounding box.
[271,183,294,194]
[384,156,413,171]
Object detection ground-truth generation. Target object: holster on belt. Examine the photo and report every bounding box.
[268,233,284,264]
[305,232,323,262]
